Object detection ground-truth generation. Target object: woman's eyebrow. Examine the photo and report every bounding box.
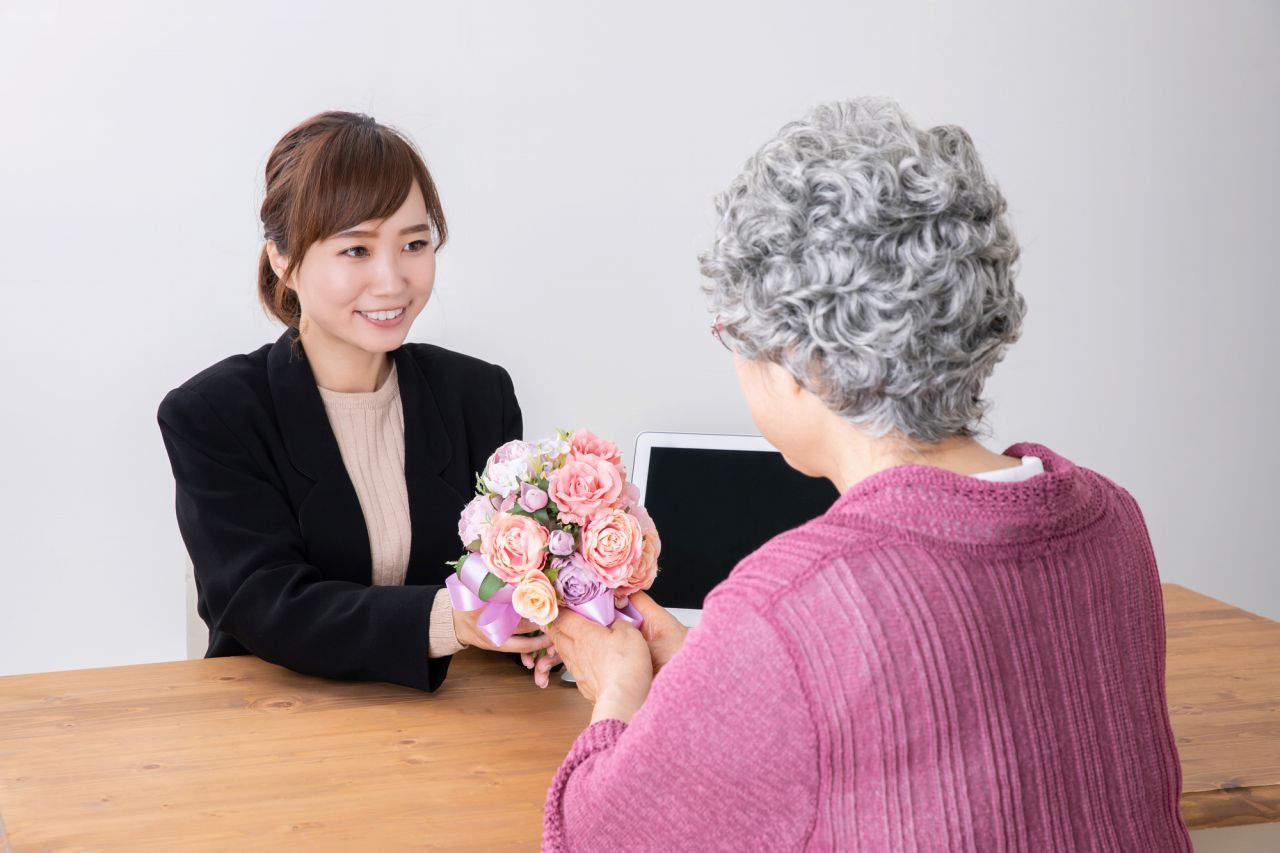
[334,223,431,239]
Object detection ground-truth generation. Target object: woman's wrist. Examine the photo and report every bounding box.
[428,589,467,658]
[590,683,649,725]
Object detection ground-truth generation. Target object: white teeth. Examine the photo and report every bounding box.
[362,308,404,321]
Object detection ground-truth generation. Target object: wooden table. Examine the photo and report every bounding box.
[1,584,1276,850]
[1164,583,1280,829]
[0,650,592,851]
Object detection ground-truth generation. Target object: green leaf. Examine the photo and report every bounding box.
[531,508,553,527]
[544,567,559,585]
[478,572,506,601]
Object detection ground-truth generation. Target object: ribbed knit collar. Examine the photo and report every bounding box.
[823,443,1107,546]
[316,362,401,411]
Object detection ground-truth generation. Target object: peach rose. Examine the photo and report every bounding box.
[512,569,559,626]
[547,455,626,525]
[570,429,622,466]
[481,513,549,583]
[617,525,661,597]
[581,509,644,589]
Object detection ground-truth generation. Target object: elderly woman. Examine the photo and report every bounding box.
[542,99,1192,851]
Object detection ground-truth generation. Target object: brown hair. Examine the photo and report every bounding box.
[257,111,448,330]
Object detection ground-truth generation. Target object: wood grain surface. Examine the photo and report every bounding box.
[1164,583,1280,829]
[0,583,1276,849]
[0,650,591,851]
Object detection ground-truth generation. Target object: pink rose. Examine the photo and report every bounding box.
[570,429,622,465]
[630,503,656,533]
[481,513,549,583]
[511,569,559,626]
[547,455,626,525]
[580,509,644,589]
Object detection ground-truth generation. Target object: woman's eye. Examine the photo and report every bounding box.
[341,246,369,258]
[405,239,430,252]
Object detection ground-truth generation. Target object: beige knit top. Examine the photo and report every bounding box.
[317,362,465,659]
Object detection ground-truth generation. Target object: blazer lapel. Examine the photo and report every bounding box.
[394,347,471,585]
[267,331,373,585]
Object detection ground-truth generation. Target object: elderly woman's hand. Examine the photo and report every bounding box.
[547,609,653,724]
[619,591,688,673]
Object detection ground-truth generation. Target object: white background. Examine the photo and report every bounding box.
[1,0,1277,679]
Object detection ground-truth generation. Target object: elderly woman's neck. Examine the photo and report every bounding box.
[823,422,1021,494]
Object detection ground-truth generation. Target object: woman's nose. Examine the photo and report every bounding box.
[367,255,407,295]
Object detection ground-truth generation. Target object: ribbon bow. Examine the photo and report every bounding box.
[446,553,643,647]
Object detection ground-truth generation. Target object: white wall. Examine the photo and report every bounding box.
[1,0,1276,676]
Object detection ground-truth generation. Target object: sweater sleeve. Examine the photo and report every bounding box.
[158,386,449,691]
[542,594,820,852]
[428,588,466,659]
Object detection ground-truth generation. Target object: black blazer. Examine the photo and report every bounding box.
[158,331,521,692]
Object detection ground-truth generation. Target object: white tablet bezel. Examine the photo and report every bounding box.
[631,431,775,506]
[629,431,776,628]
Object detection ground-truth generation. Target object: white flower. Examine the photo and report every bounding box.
[457,495,496,547]
[482,440,537,497]
[534,436,571,477]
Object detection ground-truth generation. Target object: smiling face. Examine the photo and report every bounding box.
[267,181,436,357]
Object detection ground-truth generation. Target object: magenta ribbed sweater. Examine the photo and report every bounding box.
[543,444,1191,851]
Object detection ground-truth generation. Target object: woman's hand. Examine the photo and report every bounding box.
[453,607,561,686]
[520,646,562,689]
[623,591,689,673]
[547,609,653,724]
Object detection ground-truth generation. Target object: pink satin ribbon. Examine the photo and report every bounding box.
[445,553,523,647]
[447,553,644,646]
[567,588,644,629]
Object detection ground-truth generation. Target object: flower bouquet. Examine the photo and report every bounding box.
[446,430,662,646]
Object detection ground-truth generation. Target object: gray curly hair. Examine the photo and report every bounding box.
[700,97,1025,443]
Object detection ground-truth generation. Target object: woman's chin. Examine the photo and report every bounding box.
[350,316,414,352]
[360,334,409,354]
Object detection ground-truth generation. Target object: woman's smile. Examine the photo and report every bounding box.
[357,306,407,327]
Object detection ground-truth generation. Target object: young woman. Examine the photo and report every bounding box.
[543,99,1192,850]
[159,112,559,692]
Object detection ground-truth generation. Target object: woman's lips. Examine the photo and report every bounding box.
[357,307,406,327]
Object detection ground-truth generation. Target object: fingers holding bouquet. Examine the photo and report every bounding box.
[520,645,562,689]
[448,430,663,692]
[451,607,550,654]
[622,591,689,674]
[547,608,652,722]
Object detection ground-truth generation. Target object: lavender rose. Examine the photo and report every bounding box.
[518,482,549,513]
[548,529,576,557]
[553,554,604,606]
